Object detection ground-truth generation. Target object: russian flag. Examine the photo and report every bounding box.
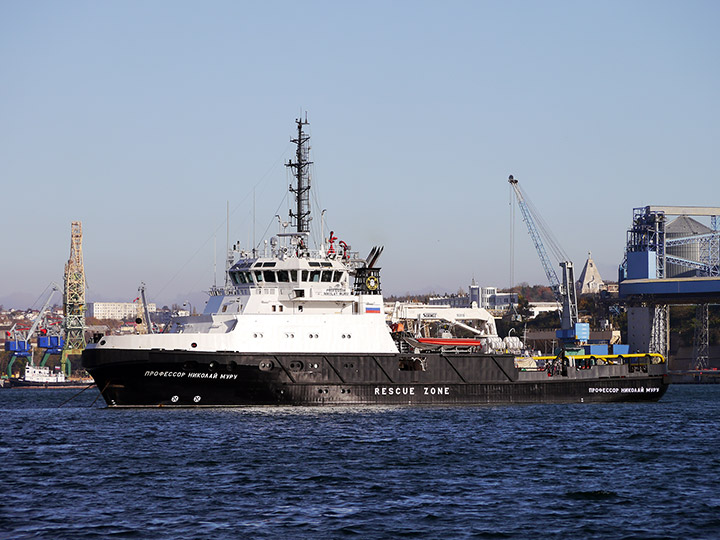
[365,306,381,314]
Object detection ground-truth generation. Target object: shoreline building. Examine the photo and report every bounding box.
[428,279,518,312]
[576,252,606,294]
[87,302,156,320]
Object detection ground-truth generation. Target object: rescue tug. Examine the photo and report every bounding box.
[82,118,669,406]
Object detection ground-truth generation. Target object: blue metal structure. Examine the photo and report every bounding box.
[4,339,32,356]
[38,334,65,366]
[620,276,720,300]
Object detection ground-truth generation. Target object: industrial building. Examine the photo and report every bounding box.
[619,206,720,378]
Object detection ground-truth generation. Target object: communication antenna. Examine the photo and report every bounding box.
[225,200,230,287]
[286,114,312,234]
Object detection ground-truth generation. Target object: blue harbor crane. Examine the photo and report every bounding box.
[4,284,62,377]
[508,175,585,343]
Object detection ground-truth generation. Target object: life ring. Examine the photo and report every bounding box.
[366,275,379,290]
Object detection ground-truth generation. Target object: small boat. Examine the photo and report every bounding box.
[11,364,92,388]
[414,337,484,347]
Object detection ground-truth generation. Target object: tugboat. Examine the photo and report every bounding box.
[82,117,669,406]
[10,364,92,388]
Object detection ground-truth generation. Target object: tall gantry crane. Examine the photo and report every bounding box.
[61,221,86,375]
[508,175,580,336]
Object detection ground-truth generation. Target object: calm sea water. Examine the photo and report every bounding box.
[1,384,719,540]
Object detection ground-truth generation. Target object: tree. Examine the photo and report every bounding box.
[517,295,532,321]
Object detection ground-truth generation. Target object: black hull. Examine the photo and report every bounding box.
[82,349,669,407]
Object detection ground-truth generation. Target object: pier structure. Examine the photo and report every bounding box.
[619,206,720,373]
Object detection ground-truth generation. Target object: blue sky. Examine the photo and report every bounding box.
[2,0,719,309]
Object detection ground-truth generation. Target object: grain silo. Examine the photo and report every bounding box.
[665,216,712,277]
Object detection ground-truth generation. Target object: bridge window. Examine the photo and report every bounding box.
[333,271,343,282]
[310,270,321,282]
[302,270,309,282]
[277,270,290,282]
[290,270,297,282]
[263,270,277,283]
[321,270,332,282]
[255,271,264,282]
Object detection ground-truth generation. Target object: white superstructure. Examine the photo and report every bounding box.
[24,364,66,384]
[94,243,398,354]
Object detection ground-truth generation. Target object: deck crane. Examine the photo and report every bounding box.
[508,175,583,340]
[135,282,154,334]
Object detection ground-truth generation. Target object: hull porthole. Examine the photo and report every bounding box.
[259,360,275,372]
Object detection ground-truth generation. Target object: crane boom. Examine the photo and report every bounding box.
[508,175,578,332]
[508,175,561,295]
[25,284,60,343]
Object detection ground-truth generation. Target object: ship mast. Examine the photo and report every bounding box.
[286,115,312,234]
